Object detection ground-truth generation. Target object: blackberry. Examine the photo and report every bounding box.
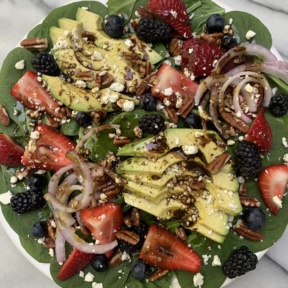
[138,114,166,135]
[31,52,60,76]
[103,15,124,38]
[136,17,172,44]
[139,93,157,111]
[234,140,262,178]
[28,173,47,193]
[10,191,46,214]
[223,246,258,279]
[269,94,288,117]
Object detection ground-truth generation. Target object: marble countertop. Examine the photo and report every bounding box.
[0,0,288,287]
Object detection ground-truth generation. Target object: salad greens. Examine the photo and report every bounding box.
[0,0,287,288]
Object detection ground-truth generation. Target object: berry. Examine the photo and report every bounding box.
[103,15,124,38]
[184,113,202,129]
[181,38,226,77]
[206,13,225,33]
[31,52,60,76]
[138,114,166,135]
[223,246,258,279]
[139,94,157,111]
[258,164,288,215]
[234,140,262,178]
[244,108,273,152]
[91,254,109,272]
[269,94,288,117]
[10,191,46,214]
[221,35,238,50]
[241,207,266,230]
[31,221,48,238]
[131,259,150,281]
[28,174,47,193]
[136,17,171,44]
[148,0,192,38]
[75,112,92,127]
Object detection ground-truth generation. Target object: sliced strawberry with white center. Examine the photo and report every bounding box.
[258,164,288,215]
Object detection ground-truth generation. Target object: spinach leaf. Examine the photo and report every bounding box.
[0,47,35,137]
[223,11,272,49]
[107,0,138,18]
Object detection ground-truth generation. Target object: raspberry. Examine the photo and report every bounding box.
[31,52,60,76]
[234,140,262,178]
[138,114,166,135]
[223,246,258,279]
[136,17,172,44]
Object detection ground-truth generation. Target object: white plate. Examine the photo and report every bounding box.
[0,0,283,287]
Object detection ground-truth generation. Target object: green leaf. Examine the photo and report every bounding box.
[107,0,138,18]
[223,11,272,49]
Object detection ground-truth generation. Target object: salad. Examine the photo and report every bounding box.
[1,0,288,288]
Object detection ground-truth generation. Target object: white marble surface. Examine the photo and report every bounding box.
[0,0,288,287]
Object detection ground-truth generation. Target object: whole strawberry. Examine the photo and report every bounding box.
[148,0,192,38]
[181,38,226,77]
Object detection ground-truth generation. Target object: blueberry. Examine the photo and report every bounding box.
[28,174,47,193]
[131,259,149,281]
[91,254,109,272]
[31,221,48,238]
[221,35,238,51]
[140,94,157,111]
[184,113,202,129]
[75,112,92,127]
[206,14,225,33]
[103,15,125,38]
[242,207,266,230]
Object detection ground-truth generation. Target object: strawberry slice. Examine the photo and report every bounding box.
[10,71,64,119]
[258,165,288,215]
[181,38,226,77]
[151,63,198,101]
[245,108,273,152]
[57,249,94,281]
[148,0,192,38]
[80,203,123,259]
[140,224,201,272]
[0,134,25,166]
[21,124,75,171]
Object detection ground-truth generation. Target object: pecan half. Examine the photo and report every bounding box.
[200,32,223,46]
[136,73,158,95]
[75,70,94,81]
[109,251,123,268]
[163,106,178,124]
[240,195,261,207]
[113,136,132,146]
[177,92,195,118]
[148,269,169,282]
[131,207,140,227]
[116,230,140,245]
[82,31,96,42]
[0,105,10,126]
[206,152,231,174]
[175,227,187,241]
[233,219,264,241]
[169,38,183,56]
[20,37,48,50]
[136,6,154,19]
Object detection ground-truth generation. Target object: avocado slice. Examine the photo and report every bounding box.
[42,74,137,112]
[189,224,225,243]
[75,8,163,65]
[117,128,226,163]
[116,151,185,176]
[210,169,239,192]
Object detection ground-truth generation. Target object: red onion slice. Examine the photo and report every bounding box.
[213,43,277,74]
[55,229,66,263]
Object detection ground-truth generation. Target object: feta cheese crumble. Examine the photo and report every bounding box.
[15,60,25,70]
[193,273,204,287]
[0,191,13,205]
[246,30,256,40]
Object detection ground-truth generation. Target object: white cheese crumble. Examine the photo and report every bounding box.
[124,39,133,47]
[282,137,288,148]
[109,82,125,93]
[182,145,199,155]
[170,10,177,18]
[193,273,204,287]
[122,100,135,112]
[227,140,235,146]
[84,272,95,282]
[15,60,25,70]
[49,248,54,257]
[92,283,103,288]
[246,30,256,40]
[174,55,182,66]
[272,195,282,208]
[74,80,87,89]
[212,255,222,266]
[283,154,288,163]
[163,87,173,96]
[0,191,13,205]
[79,271,85,278]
